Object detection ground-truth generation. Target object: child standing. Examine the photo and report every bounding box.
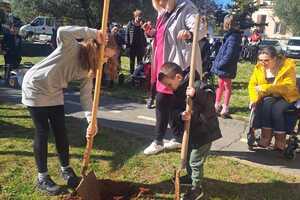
[210,14,242,118]
[158,62,222,199]
[22,26,117,195]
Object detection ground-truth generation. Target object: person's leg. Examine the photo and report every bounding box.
[220,78,232,115]
[215,78,225,112]
[28,107,62,195]
[144,92,172,155]
[272,99,290,150]
[183,143,212,200]
[29,107,50,173]
[129,51,136,74]
[48,105,80,188]
[137,53,143,65]
[259,97,276,147]
[48,105,69,168]
[165,98,183,150]
[146,82,156,109]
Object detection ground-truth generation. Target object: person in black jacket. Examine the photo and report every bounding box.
[2,24,22,82]
[158,62,222,200]
[125,9,147,74]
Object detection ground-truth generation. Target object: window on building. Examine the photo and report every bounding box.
[274,22,287,35]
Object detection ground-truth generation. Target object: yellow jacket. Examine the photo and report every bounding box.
[248,58,300,104]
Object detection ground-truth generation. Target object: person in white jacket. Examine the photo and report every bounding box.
[22,26,117,195]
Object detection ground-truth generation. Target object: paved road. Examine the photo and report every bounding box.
[1,84,299,177]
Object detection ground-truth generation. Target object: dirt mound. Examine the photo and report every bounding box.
[62,179,150,200]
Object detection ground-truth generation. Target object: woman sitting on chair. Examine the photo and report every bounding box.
[248,46,300,151]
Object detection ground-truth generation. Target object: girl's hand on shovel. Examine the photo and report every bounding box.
[86,122,98,139]
[96,30,108,45]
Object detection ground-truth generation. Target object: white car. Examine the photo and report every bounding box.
[19,16,56,38]
[285,37,300,59]
[258,39,282,53]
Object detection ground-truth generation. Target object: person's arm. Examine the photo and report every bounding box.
[79,78,93,123]
[248,67,260,104]
[184,7,208,42]
[56,26,97,47]
[124,22,130,46]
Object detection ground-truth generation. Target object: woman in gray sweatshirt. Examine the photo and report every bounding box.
[22,26,117,195]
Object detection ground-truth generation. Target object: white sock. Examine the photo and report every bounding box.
[38,172,48,181]
[221,105,229,114]
[61,165,70,172]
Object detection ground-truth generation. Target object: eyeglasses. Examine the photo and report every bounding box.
[258,59,271,63]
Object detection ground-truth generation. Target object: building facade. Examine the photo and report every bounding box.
[252,0,293,39]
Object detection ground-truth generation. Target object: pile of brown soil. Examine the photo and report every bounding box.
[61,179,151,200]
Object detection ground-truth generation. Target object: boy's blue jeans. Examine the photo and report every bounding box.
[187,142,212,187]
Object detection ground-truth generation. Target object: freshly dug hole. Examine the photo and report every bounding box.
[62,179,150,200]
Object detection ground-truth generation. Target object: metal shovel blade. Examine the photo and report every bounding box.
[76,171,101,200]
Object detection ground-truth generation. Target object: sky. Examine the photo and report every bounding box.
[215,0,232,6]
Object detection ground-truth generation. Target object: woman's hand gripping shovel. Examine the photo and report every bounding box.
[174,14,202,200]
[75,1,110,200]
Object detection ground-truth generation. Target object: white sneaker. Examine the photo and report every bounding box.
[164,139,181,150]
[143,141,164,155]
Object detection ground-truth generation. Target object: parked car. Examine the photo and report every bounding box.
[258,39,282,53]
[19,16,56,39]
[285,37,300,59]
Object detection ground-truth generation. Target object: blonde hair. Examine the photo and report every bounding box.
[152,0,176,13]
[223,14,239,30]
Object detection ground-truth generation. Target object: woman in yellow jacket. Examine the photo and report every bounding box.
[248,46,300,150]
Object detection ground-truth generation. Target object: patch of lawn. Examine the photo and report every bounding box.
[0,104,299,200]
[230,61,255,117]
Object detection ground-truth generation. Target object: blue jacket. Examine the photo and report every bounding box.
[211,29,242,79]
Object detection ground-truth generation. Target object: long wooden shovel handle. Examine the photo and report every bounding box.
[180,14,201,170]
[81,0,111,177]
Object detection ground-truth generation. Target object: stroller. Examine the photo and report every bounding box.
[247,103,300,160]
[3,62,33,88]
[131,43,152,90]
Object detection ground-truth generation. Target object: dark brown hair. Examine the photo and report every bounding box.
[133,9,142,17]
[79,34,118,74]
[258,46,284,60]
[158,62,183,82]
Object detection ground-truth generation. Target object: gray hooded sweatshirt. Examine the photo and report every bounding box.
[153,0,207,74]
[22,26,97,121]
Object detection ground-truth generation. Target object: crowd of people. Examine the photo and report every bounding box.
[0,0,298,199]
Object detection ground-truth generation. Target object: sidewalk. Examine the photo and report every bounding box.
[1,85,300,177]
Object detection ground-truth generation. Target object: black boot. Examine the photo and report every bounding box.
[61,167,81,189]
[36,175,63,195]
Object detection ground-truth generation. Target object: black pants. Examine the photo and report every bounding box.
[129,50,143,74]
[28,105,69,173]
[149,82,157,101]
[155,92,181,143]
[253,97,290,132]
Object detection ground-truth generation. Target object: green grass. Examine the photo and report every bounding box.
[0,104,299,199]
